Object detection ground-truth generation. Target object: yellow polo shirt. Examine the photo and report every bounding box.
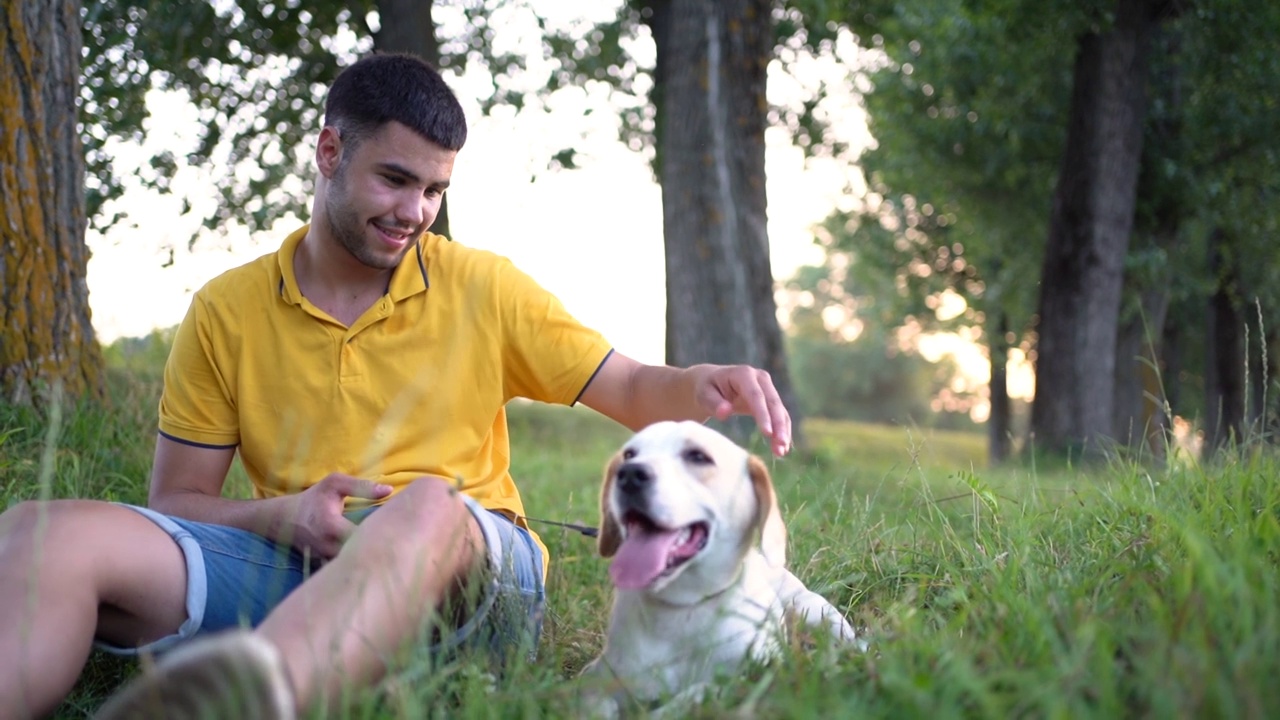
[157,225,614,577]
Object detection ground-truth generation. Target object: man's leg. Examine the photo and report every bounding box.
[0,500,189,720]
[258,476,485,712]
[94,476,489,718]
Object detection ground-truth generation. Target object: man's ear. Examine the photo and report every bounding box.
[598,453,624,558]
[748,454,788,568]
[315,126,344,178]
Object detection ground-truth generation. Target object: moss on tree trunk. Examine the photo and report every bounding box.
[1,0,105,407]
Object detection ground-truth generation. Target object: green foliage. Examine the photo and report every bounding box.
[800,0,1088,349]
[79,0,648,240]
[787,331,975,429]
[785,0,1280,445]
[99,326,177,382]
[0,380,156,509]
[81,0,368,236]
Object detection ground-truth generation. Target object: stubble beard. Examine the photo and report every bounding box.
[325,162,419,271]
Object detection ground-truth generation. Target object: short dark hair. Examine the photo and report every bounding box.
[323,52,467,152]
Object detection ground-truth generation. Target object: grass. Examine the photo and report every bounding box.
[3,367,1280,718]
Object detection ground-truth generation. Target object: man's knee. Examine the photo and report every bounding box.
[372,477,483,570]
[0,500,81,556]
[395,476,472,526]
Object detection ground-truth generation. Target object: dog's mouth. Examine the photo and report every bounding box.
[609,511,710,590]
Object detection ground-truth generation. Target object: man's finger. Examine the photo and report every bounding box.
[757,370,791,452]
[322,473,393,500]
[736,371,773,437]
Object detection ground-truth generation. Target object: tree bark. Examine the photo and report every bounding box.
[1110,19,1182,465]
[648,0,802,445]
[1204,227,1245,453]
[373,0,452,238]
[1,0,104,406]
[1030,0,1161,458]
[987,311,1012,464]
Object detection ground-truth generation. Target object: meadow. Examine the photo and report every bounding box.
[2,358,1278,718]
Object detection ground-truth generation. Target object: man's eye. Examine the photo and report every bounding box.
[383,175,405,185]
[683,448,713,465]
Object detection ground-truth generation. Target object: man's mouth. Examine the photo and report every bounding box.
[373,222,415,248]
[608,510,710,590]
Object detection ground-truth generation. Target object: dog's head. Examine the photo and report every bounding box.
[597,421,787,595]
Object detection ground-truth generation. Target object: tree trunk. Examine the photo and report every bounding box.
[1112,282,1171,463]
[373,0,452,238]
[1,0,104,407]
[1204,227,1245,453]
[1030,0,1161,458]
[648,0,802,445]
[1110,19,1181,465]
[987,311,1012,464]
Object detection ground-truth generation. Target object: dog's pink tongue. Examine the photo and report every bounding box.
[610,525,681,590]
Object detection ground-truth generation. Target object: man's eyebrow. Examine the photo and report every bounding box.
[377,162,450,190]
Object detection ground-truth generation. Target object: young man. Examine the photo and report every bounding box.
[0,52,792,720]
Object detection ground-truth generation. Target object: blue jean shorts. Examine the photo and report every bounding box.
[96,494,545,664]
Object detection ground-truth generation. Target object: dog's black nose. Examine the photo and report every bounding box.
[616,462,652,494]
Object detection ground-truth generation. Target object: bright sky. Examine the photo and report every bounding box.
[82,8,1033,414]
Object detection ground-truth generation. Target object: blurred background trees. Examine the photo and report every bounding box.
[4,0,1277,465]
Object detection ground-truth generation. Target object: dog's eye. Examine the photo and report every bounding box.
[622,448,636,460]
[683,448,714,465]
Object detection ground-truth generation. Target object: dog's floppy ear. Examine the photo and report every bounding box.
[748,454,788,568]
[598,452,624,558]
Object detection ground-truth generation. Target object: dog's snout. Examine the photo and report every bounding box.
[616,462,653,494]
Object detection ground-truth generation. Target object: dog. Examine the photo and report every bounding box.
[579,420,861,715]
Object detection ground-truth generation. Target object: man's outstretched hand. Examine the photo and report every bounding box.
[692,364,792,457]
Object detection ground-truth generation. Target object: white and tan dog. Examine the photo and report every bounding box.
[580,420,860,714]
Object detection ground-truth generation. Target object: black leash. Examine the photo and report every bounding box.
[521,516,599,538]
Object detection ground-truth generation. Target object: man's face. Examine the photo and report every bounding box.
[323,121,457,270]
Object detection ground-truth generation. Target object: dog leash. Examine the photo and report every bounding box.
[521,516,599,538]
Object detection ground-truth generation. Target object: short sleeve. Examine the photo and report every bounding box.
[157,293,240,448]
[497,260,613,405]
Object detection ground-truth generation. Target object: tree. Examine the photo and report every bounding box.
[1031,0,1172,458]
[804,0,1080,462]
[1,0,104,405]
[1182,0,1280,454]
[811,0,1280,463]
[645,0,802,443]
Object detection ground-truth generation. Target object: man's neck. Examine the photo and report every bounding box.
[294,227,395,326]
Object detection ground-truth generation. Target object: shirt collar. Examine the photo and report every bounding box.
[276,225,432,304]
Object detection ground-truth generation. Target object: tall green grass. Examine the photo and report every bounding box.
[2,366,1278,718]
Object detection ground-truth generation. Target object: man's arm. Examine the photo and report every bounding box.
[147,435,281,531]
[147,436,390,559]
[576,351,793,457]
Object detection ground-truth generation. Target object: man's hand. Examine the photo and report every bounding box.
[693,364,792,457]
[276,473,392,560]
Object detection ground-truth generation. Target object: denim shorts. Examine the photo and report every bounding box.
[96,494,545,665]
